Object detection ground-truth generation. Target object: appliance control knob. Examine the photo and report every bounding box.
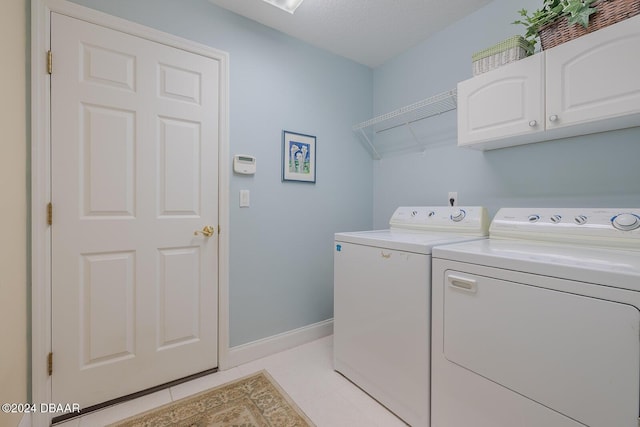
[574,215,588,225]
[612,213,640,231]
[428,211,436,217]
[411,210,418,217]
[451,209,466,222]
[550,215,562,223]
[528,214,540,223]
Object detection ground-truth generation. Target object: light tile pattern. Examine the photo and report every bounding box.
[55,336,407,427]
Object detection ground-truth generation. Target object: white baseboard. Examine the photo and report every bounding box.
[224,319,333,369]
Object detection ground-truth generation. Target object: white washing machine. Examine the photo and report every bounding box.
[431,208,640,427]
[334,206,489,427]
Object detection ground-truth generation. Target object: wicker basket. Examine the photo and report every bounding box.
[472,35,531,76]
[539,0,640,50]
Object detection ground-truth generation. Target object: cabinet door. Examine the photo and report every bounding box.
[457,54,544,148]
[546,15,640,130]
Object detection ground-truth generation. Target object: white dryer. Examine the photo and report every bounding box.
[334,206,489,427]
[431,208,640,427]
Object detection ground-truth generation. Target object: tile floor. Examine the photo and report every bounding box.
[55,335,407,427]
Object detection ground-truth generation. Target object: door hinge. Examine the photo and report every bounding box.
[218,225,221,234]
[47,50,52,74]
[47,352,53,376]
[47,202,53,225]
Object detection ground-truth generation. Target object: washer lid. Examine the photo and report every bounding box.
[433,239,640,291]
[335,229,487,254]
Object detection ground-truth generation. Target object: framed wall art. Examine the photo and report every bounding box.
[282,130,316,183]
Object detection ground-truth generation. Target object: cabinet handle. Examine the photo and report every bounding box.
[529,120,537,127]
[447,274,477,293]
[549,114,558,122]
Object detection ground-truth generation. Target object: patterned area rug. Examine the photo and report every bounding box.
[108,370,315,427]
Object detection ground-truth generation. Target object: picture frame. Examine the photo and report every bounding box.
[282,130,316,183]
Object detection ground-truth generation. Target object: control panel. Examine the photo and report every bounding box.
[233,154,256,174]
[389,206,489,236]
[490,208,640,249]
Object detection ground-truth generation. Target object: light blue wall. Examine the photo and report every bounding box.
[372,0,640,227]
[68,0,373,346]
[62,0,640,348]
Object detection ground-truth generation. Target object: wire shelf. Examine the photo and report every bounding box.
[352,89,457,158]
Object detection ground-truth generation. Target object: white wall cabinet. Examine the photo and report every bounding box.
[458,14,640,150]
[545,14,640,131]
[457,54,544,148]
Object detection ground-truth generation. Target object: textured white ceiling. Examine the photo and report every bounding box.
[208,0,493,67]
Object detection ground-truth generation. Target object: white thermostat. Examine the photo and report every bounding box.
[233,154,256,175]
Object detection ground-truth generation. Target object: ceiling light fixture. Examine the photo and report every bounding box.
[262,0,305,14]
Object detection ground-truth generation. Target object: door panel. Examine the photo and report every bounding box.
[82,104,136,216]
[158,247,201,347]
[51,12,219,407]
[81,251,135,366]
[158,118,201,216]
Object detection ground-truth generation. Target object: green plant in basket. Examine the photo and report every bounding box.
[562,0,598,27]
[513,0,598,52]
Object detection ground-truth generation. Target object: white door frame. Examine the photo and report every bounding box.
[31,1,230,425]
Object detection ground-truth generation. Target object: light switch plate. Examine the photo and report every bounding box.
[240,190,250,207]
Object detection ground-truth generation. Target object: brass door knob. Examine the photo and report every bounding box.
[194,225,215,237]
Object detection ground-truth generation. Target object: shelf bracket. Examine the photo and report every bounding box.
[406,122,420,148]
[358,128,382,160]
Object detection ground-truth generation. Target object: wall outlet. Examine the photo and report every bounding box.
[448,192,458,207]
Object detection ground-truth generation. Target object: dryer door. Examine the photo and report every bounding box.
[443,271,640,427]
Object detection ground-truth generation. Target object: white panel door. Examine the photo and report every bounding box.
[51,12,219,407]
